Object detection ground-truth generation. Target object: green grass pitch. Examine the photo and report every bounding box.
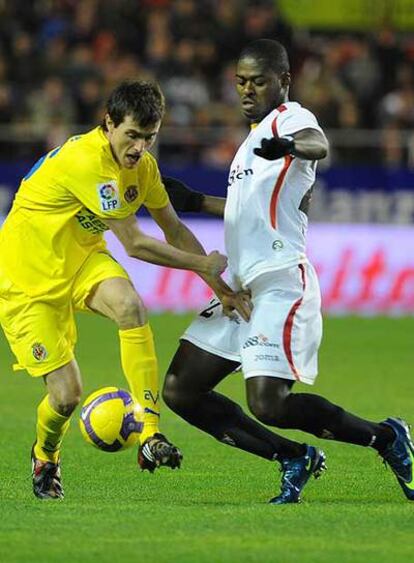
[0,313,413,563]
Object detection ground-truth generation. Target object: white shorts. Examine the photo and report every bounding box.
[182,263,323,385]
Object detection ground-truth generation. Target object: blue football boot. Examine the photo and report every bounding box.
[269,445,327,505]
[380,417,414,500]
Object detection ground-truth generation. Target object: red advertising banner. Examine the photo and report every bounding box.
[106,219,413,315]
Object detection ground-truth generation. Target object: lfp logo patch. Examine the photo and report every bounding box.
[97,181,121,211]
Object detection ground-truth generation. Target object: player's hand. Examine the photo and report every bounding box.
[203,275,252,322]
[253,136,295,160]
[138,433,183,473]
[220,289,253,323]
[205,251,228,277]
[162,175,205,212]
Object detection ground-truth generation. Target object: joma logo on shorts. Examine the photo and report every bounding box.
[228,165,253,186]
[254,354,279,362]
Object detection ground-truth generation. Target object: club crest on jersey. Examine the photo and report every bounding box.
[124,185,138,203]
[97,181,121,211]
[32,342,47,362]
[272,240,284,251]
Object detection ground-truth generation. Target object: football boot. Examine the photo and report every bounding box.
[269,445,326,505]
[31,445,64,500]
[380,417,414,500]
[138,433,182,472]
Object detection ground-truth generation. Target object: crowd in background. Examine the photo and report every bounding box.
[0,0,413,166]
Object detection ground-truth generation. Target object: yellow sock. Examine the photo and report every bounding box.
[34,395,71,463]
[119,323,160,442]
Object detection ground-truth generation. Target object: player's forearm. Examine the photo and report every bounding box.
[200,273,232,297]
[165,222,232,294]
[126,234,210,274]
[165,221,207,256]
[162,175,226,216]
[201,195,226,217]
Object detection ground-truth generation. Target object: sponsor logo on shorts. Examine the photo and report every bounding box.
[272,240,284,251]
[124,185,139,203]
[97,181,121,211]
[254,354,279,362]
[243,334,279,349]
[32,343,47,362]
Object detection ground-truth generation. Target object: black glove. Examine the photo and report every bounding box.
[253,136,295,160]
[138,433,183,473]
[162,175,205,212]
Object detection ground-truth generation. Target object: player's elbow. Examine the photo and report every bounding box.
[319,144,329,160]
[124,237,146,258]
[318,138,329,160]
[163,227,181,248]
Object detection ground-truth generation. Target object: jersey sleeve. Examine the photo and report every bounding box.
[141,153,169,210]
[277,106,323,138]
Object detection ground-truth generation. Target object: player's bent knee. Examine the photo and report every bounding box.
[48,379,83,417]
[247,396,284,426]
[162,373,182,410]
[50,393,81,417]
[55,398,80,417]
[113,292,146,328]
[246,377,292,426]
[162,372,192,413]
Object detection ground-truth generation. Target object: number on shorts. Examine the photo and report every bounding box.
[199,299,221,318]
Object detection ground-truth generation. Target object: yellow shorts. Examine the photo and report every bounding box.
[0,251,129,377]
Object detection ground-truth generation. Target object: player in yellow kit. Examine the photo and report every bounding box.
[0,80,251,499]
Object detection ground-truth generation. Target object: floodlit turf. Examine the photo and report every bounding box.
[0,313,413,563]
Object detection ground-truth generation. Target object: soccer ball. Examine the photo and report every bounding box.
[79,387,145,452]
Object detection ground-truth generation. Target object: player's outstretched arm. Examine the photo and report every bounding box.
[200,195,226,217]
[104,214,226,278]
[162,175,226,217]
[254,128,329,161]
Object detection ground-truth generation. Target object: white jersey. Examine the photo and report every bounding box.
[224,101,323,287]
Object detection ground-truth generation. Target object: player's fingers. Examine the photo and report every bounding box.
[222,306,237,321]
[234,298,251,322]
[236,292,253,318]
[253,148,273,160]
[241,291,253,311]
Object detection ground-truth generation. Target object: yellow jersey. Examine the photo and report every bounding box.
[0,127,169,297]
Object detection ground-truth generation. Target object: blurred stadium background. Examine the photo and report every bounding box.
[1,0,414,316]
[1,3,414,562]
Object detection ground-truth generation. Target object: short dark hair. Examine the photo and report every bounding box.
[239,39,290,74]
[103,80,165,130]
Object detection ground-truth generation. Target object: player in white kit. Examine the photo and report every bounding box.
[162,40,414,504]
